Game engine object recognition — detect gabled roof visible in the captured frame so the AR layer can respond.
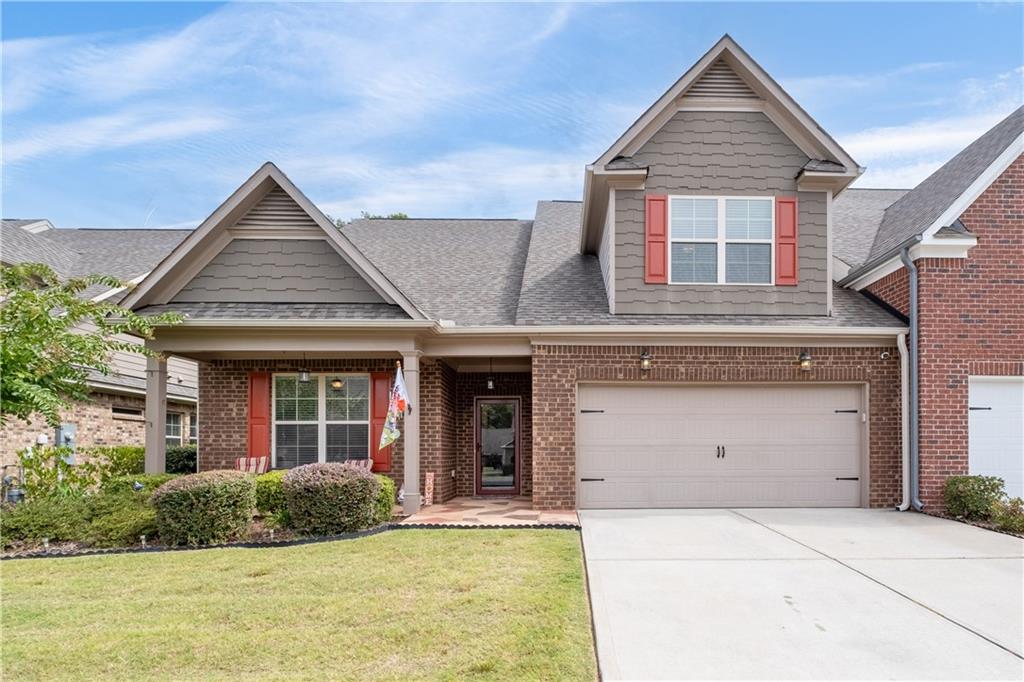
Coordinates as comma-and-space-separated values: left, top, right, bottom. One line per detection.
1, 220, 79, 275
120, 162, 427, 320
861, 106, 1023, 268
832, 189, 909, 269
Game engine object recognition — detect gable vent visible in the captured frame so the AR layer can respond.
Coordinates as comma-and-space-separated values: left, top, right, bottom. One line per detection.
233, 187, 319, 231
685, 59, 759, 99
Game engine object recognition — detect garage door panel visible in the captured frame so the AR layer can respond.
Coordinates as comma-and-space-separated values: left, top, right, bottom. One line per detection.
577, 384, 863, 509
969, 377, 1024, 499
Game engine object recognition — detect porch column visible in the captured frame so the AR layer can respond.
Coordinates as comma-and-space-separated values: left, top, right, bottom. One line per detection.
402, 351, 421, 515
144, 354, 167, 474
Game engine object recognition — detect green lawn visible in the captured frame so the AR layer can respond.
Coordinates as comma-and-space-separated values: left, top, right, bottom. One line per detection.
2, 529, 596, 681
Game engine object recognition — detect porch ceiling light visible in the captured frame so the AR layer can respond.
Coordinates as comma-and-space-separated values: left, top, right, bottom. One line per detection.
799, 350, 813, 372
486, 357, 495, 391
330, 377, 344, 391
640, 349, 653, 371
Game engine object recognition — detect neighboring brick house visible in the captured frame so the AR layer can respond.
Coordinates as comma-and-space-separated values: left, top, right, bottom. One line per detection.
836, 109, 1024, 505
0, 219, 199, 466
118, 35, 1018, 514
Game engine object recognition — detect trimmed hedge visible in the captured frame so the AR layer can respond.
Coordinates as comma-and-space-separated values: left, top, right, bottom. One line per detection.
151, 470, 255, 546
102, 473, 179, 495
255, 470, 287, 515
943, 475, 1005, 520
283, 463, 380, 535
375, 475, 397, 524
991, 497, 1024, 534
166, 445, 198, 474
84, 445, 145, 477
84, 490, 158, 547
0, 497, 89, 547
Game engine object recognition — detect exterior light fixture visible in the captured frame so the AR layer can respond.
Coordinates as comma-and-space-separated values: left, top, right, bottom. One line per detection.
640, 349, 653, 371
330, 378, 344, 391
486, 357, 495, 391
799, 351, 813, 372
299, 369, 311, 383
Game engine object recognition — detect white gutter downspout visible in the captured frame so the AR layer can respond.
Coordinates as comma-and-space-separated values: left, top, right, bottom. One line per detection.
896, 332, 911, 511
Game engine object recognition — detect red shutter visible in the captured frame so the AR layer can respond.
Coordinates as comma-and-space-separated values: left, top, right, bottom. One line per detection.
775, 197, 799, 286
370, 372, 392, 472
644, 195, 668, 284
247, 372, 271, 458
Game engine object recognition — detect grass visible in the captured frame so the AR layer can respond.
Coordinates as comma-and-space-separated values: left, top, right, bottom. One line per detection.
1, 529, 597, 681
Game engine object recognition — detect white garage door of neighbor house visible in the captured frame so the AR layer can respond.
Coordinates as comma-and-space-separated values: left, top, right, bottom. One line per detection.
577, 384, 864, 509
969, 377, 1024, 499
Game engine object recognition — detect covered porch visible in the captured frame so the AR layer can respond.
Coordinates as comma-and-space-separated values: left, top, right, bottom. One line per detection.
402, 496, 579, 526
141, 327, 536, 515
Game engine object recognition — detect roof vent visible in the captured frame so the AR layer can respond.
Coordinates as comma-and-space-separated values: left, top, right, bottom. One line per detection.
685, 59, 759, 99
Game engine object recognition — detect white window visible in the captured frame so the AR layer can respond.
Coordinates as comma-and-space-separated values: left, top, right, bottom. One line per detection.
189, 411, 197, 444
669, 196, 774, 285
165, 413, 183, 447
272, 374, 370, 469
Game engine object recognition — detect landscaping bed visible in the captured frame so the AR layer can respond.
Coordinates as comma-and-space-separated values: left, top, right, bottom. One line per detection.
2, 529, 598, 681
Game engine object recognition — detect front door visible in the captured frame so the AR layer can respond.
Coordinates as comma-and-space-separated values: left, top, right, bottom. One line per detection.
476, 398, 520, 495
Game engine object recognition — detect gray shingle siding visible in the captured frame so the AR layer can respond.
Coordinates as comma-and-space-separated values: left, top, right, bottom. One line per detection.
613, 110, 828, 315
171, 238, 385, 304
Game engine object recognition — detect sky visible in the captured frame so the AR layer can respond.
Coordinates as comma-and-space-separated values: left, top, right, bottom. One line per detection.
2, 2, 1022, 229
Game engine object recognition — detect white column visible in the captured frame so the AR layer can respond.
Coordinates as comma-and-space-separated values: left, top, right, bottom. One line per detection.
145, 354, 168, 474
402, 351, 421, 515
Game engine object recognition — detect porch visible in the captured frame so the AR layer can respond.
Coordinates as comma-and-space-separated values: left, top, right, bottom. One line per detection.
402, 496, 579, 527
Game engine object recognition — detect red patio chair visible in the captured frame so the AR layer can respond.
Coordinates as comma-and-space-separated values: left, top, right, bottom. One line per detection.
235, 456, 270, 474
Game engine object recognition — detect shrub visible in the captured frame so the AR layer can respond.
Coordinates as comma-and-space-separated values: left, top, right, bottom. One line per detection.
991, 497, 1024, 535
375, 475, 397, 524
166, 445, 197, 474
101, 473, 179, 496
283, 463, 380, 535
84, 490, 157, 547
84, 445, 145, 478
943, 476, 1005, 520
17, 446, 102, 500
255, 470, 287, 515
0, 496, 89, 547
150, 470, 255, 546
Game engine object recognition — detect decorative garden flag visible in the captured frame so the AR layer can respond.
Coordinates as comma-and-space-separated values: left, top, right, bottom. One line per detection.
378, 364, 411, 450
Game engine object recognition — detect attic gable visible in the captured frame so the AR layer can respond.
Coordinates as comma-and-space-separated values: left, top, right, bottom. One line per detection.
683, 59, 760, 100
121, 163, 426, 319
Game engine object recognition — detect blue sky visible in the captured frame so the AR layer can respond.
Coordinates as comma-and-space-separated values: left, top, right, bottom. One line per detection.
2, 2, 1022, 229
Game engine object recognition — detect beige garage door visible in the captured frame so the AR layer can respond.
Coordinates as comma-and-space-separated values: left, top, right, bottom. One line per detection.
577, 384, 864, 509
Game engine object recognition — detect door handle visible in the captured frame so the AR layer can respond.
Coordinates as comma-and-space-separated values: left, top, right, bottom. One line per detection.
835, 477, 859, 481
715, 446, 721, 458
722, 446, 726, 459
580, 477, 604, 482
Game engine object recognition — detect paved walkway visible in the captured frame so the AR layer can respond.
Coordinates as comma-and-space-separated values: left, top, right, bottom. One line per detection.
581, 508, 1024, 680
403, 496, 579, 526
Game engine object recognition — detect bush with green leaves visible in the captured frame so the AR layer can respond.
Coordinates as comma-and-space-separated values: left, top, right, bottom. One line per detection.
83, 445, 145, 478
16, 446, 102, 500
990, 497, 1024, 534
0, 496, 89, 547
375, 475, 397, 524
283, 463, 380, 535
101, 473, 179, 495
84, 489, 157, 547
166, 445, 197, 474
943, 475, 1005, 520
150, 470, 255, 546
255, 470, 287, 515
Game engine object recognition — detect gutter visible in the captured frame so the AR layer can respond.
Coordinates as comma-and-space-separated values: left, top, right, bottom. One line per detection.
896, 332, 911, 511
900, 245, 924, 511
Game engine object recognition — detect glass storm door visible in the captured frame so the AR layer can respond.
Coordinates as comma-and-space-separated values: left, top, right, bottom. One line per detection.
476, 399, 519, 495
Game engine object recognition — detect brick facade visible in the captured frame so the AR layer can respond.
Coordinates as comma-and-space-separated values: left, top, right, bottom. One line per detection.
198, 359, 404, 489
1, 391, 194, 467
531, 344, 903, 511
865, 157, 1024, 508
419, 359, 458, 502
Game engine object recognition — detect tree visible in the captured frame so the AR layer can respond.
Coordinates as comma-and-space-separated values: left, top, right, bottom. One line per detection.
331, 212, 409, 228
0, 263, 182, 427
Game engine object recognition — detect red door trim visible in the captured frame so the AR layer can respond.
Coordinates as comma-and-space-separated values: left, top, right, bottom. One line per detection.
473, 397, 521, 496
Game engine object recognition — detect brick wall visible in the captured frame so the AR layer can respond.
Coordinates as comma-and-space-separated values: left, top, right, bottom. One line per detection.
864, 156, 1023, 508
867, 268, 910, 317
531, 344, 902, 510
1, 391, 194, 467
420, 359, 458, 502
198, 359, 403, 489
454, 372, 533, 497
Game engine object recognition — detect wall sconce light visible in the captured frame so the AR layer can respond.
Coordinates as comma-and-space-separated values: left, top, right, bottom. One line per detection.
798, 350, 813, 372
330, 377, 344, 391
640, 349, 653, 371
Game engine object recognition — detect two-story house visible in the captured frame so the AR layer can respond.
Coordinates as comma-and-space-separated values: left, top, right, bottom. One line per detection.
121, 35, 1021, 514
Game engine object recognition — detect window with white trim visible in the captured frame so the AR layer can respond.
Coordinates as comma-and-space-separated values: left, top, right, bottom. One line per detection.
273, 374, 370, 469
165, 413, 183, 447
669, 196, 774, 285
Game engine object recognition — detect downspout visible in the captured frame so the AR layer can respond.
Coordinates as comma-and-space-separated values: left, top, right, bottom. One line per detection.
896, 332, 911, 511
900, 247, 924, 511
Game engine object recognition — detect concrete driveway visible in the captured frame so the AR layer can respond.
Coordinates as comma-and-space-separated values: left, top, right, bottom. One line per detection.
580, 509, 1024, 680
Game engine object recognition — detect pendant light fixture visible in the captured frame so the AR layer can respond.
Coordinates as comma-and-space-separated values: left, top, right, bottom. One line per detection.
486, 357, 495, 391
299, 352, 311, 383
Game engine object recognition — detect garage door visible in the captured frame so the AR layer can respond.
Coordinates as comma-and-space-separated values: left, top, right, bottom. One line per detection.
577, 384, 864, 509
969, 377, 1024, 499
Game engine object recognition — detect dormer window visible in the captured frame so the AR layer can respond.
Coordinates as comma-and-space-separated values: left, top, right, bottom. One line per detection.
669, 196, 774, 285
